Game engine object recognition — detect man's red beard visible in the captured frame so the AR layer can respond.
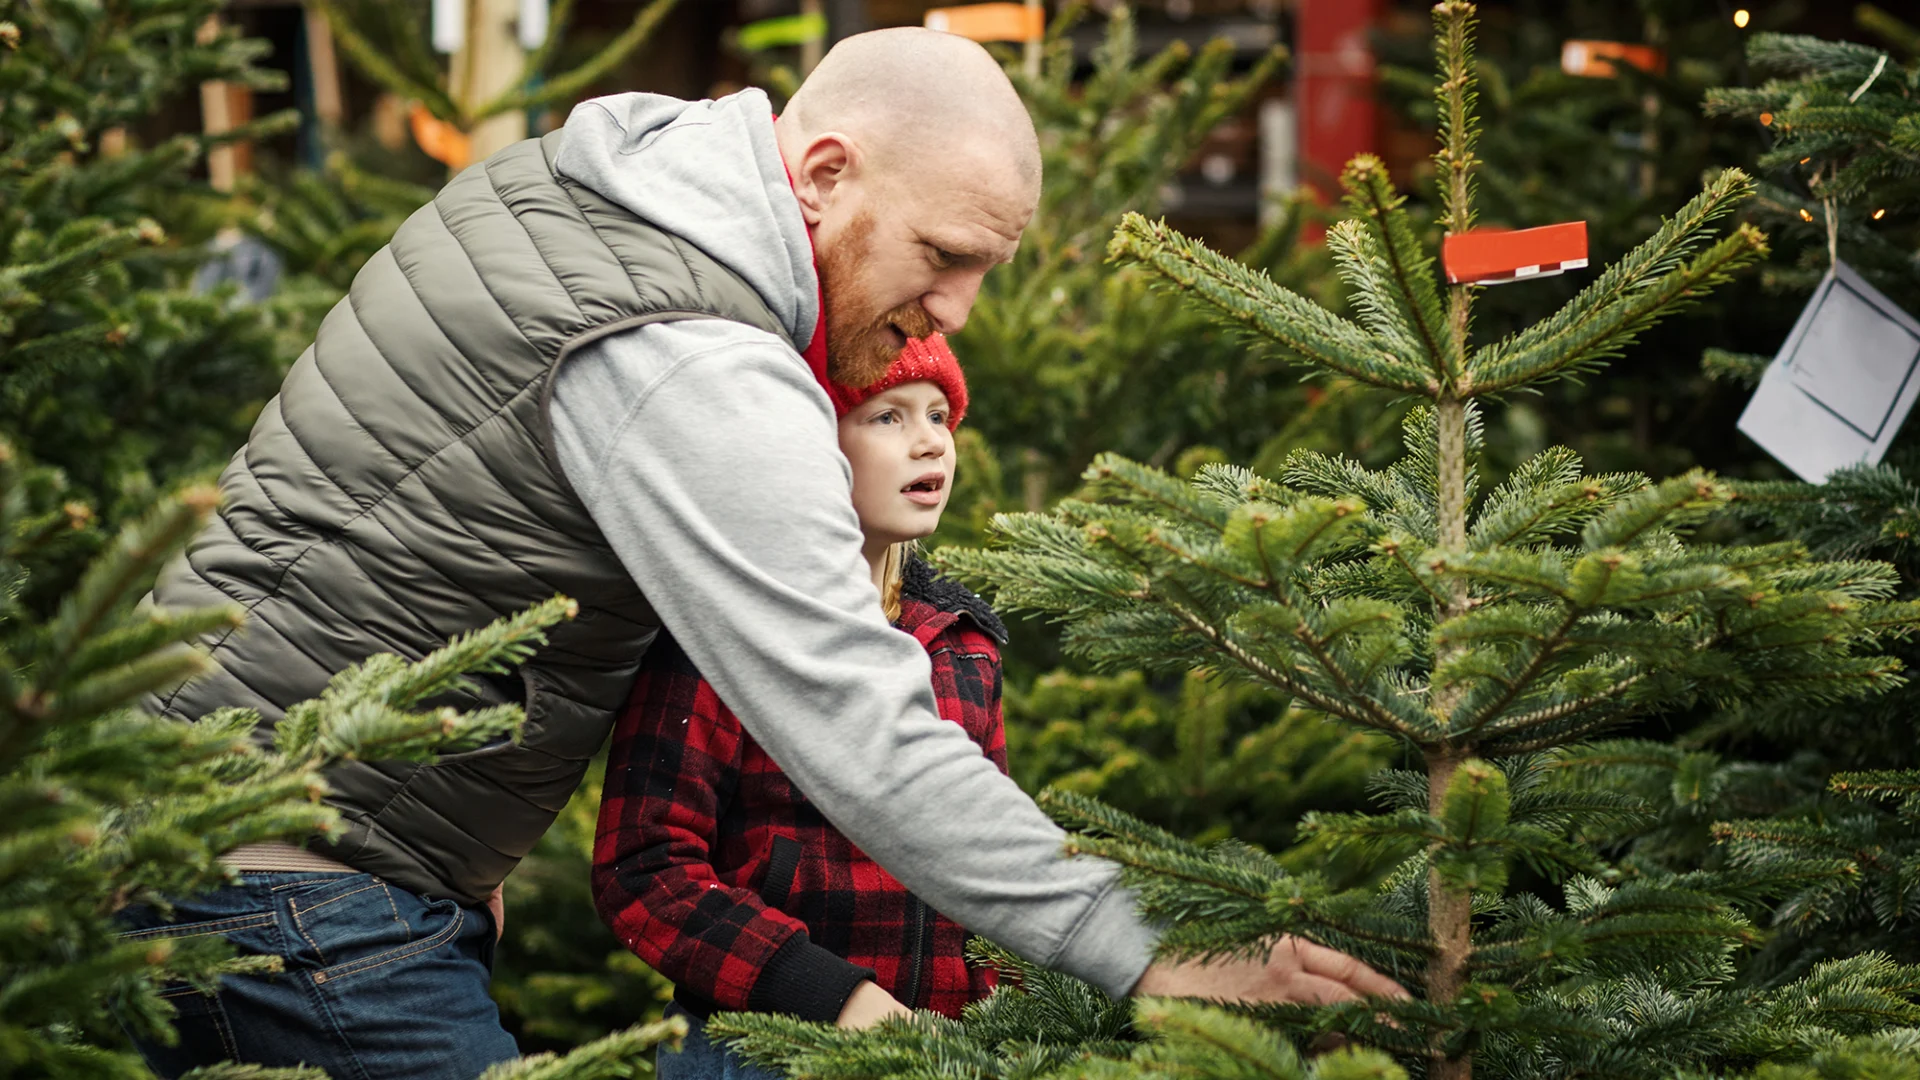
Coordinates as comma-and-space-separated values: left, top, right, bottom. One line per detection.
818, 210, 937, 388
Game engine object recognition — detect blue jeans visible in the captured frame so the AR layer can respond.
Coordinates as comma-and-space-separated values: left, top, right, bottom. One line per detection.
655, 1006, 781, 1080
117, 872, 518, 1080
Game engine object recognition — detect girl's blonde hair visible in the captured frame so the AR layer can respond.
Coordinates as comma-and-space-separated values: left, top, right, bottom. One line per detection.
879, 541, 915, 623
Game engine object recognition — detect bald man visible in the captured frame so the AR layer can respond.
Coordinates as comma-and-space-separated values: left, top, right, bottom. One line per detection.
131, 29, 1400, 1079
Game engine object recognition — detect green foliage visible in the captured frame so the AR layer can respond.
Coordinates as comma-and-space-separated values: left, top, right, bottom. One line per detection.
1005, 668, 1389, 857
946, 3, 1401, 525
1553, 9, 1920, 1002
310, 0, 680, 131
713, 6, 1920, 1079
0, 432, 578, 1077
0, 0, 302, 595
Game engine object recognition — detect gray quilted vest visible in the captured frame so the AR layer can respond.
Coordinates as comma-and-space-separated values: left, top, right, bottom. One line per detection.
148, 131, 793, 905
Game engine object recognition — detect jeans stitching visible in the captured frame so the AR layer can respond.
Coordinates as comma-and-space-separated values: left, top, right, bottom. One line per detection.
120, 913, 276, 941
300, 969, 376, 1080
268, 875, 358, 892
310, 905, 466, 985
156, 982, 241, 1060
290, 882, 390, 966
291, 881, 387, 917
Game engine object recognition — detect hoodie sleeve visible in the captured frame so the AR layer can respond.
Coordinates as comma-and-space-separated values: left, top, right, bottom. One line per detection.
551, 319, 1160, 999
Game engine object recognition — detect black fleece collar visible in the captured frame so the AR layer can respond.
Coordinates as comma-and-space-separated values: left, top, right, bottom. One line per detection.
901, 557, 1008, 644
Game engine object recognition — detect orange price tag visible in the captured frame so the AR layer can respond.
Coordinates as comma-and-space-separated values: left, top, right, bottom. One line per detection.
409, 102, 472, 170
1560, 39, 1667, 78
1442, 222, 1589, 286
924, 3, 1044, 43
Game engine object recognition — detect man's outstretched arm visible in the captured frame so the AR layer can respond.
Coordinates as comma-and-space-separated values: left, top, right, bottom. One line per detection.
551, 321, 1404, 1007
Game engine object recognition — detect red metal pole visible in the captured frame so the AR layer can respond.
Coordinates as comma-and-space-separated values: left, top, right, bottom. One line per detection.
1295, 0, 1382, 216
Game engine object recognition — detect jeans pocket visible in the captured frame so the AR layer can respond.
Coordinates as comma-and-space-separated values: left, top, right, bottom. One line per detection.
284, 875, 466, 987
149, 981, 243, 1066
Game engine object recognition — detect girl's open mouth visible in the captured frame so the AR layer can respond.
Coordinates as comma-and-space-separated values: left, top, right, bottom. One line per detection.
902, 473, 946, 506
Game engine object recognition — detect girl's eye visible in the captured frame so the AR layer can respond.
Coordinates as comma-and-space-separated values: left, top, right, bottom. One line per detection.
929, 410, 948, 425
871, 409, 899, 424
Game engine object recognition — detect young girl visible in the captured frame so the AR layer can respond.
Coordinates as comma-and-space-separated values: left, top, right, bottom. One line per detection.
592, 334, 1007, 1075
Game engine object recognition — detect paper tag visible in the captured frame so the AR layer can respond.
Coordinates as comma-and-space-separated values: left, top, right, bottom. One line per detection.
1737, 261, 1920, 482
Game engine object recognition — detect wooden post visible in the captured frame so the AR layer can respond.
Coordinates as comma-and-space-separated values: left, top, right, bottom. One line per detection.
452, 0, 527, 166
197, 14, 255, 193
303, 2, 345, 129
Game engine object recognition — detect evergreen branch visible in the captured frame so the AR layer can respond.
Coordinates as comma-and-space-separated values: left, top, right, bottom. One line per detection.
1467, 172, 1760, 395
1432, 2, 1481, 235
1343, 154, 1453, 384
27, 487, 218, 714
476, 1017, 687, 1079
1160, 597, 1420, 739
1473, 222, 1768, 395
309, 0, 458, 121
482, 0, 680, 119
1109, 214, 1435, 393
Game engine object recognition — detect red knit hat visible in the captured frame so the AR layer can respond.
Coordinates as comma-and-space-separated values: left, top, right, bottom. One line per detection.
825, 334, 969, 430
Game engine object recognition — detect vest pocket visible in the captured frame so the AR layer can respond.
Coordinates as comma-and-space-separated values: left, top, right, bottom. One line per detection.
760, 835, 803, 912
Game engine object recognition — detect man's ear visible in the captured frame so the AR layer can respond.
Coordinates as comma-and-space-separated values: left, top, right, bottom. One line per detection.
790, 133, 859, 227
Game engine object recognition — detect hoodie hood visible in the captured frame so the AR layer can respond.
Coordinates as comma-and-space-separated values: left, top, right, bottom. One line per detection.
552, 90, 819, 351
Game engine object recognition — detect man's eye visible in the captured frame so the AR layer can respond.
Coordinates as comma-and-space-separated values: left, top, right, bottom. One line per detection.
930, 248, 958, 268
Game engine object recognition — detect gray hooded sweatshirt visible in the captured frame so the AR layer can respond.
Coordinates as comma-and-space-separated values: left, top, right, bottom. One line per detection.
547, 90, 1159, 1000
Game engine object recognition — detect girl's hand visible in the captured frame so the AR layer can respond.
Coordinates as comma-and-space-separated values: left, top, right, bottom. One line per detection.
835, 980, 912, 1029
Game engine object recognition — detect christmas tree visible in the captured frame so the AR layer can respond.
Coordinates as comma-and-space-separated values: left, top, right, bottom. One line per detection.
707, 5, 1920, 1077
0, 422, 710, 1075
946, 2, 1395, 528
942, 5, 1404, 865
1554, 9, 1920, 989
1374, 0, 1807, 480
0, 0, 305, 606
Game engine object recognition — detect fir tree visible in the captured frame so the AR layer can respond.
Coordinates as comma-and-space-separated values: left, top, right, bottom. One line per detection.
0, 0, 301, 601
308, 0, 679, 147
714, 5, 1920, 1078
0, 429, 701, 1077
1557, 9, 1920, 988
1374, 0, 1808, 480
946, 2, 1397, 526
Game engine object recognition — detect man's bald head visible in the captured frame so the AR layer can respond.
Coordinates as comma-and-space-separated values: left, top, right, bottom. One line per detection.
781, 28, 1040, 188
776, 28, 1041, 386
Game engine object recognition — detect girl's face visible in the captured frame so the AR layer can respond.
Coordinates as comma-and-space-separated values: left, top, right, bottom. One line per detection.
836, 381, 956, 549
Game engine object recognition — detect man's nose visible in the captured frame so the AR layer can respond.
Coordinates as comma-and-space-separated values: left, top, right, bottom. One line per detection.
921, 271, 986, 335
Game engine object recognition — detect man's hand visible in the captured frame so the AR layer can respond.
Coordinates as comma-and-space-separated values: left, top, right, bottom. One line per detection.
485, 885, 505, 942
836, 980, 912, 1029
1131, 936, 1408, 1005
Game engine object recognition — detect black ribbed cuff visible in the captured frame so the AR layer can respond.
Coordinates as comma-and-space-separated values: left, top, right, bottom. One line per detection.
747, 931, 876, 1023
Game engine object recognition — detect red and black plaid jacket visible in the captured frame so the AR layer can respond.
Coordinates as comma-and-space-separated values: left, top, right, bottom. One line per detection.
592, 559, 1009, 1022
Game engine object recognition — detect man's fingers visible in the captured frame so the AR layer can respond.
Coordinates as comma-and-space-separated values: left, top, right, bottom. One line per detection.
1286, 937, 1413, 1000
1281, 971, 1365, 1006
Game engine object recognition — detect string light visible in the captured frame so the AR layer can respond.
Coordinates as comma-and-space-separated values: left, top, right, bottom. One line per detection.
1759, 111, 1774, 126
1800, 157, 1811, 164
1734, 9, 1751, 28
1799, 209, 1815, 222
1874, 209, 1888, 220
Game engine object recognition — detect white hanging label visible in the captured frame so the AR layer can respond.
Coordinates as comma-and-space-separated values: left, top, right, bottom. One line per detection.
1738, 260, 1920, 482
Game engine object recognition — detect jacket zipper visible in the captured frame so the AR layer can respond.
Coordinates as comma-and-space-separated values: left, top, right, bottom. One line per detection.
900, 897, 930, 1008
